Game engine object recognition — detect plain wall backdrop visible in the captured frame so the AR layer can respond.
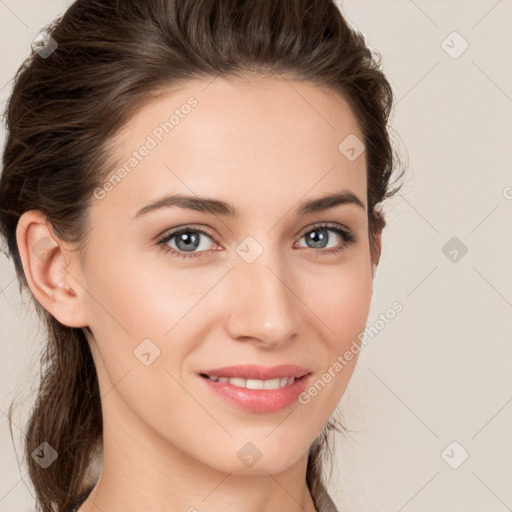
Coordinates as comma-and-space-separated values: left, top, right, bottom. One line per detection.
1, 1, 511, 511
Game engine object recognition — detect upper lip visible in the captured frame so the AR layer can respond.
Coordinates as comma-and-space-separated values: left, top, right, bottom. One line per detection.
198, 364, 311, 380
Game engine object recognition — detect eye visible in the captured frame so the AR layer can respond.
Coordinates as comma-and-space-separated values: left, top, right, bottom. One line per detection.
157, 226, 218, 259
294, 223, 357, 256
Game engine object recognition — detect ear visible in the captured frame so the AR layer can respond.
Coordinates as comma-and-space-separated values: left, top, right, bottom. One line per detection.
15, 210, 89, 328
370, 228, 382, 279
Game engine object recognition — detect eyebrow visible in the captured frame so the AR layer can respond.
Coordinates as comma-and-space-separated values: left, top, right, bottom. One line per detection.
133, 190, 365, 220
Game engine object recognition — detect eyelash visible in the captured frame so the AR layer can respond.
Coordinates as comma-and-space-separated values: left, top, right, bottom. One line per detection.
156, 222, 357, 260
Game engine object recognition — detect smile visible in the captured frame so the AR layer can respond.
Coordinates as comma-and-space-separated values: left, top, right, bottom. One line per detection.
198, 367, 312, 413
202, 374, 296, 389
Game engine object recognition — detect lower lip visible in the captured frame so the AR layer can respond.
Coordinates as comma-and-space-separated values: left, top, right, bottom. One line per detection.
199, 374, 311, 413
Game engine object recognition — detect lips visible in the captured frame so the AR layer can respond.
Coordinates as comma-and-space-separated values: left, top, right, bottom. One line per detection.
197, 364, 312, 413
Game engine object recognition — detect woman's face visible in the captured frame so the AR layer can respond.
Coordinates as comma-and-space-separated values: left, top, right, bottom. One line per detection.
73, 75, 377, 474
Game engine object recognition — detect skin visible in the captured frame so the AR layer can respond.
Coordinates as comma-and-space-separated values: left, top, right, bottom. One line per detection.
16, 75, 381, 512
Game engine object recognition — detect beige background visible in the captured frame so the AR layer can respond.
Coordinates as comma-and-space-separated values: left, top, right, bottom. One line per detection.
1, 1, 511, 511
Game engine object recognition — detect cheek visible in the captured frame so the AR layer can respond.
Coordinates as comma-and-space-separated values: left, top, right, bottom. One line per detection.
82, 253, 227, 388
331, 272, 373, 338
85, 253, 203, 337
294, 263, 372, 414
300, 257, 374, 342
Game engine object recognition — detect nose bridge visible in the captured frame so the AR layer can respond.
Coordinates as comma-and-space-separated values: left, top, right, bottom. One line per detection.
225, 243, 299, 346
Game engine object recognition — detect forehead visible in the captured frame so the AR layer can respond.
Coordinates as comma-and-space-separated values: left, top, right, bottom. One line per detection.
98, 75, 367, 221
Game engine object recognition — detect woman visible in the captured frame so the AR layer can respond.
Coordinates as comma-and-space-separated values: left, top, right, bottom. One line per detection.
0, 0, 404, 511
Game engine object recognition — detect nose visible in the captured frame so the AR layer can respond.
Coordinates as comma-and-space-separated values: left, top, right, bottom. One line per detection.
225, 253, 300, 349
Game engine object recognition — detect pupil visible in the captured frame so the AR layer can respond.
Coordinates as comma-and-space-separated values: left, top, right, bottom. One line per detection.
176, 232, 200, 252
307, 229, 328, 249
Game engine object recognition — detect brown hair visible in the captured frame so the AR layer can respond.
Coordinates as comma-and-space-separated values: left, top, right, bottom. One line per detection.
0, 1, 404, 510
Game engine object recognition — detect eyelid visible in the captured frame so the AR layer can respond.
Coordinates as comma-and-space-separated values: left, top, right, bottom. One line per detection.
157, 221, 354, 244
297, 221, 354, 240
156, 223, 218, 243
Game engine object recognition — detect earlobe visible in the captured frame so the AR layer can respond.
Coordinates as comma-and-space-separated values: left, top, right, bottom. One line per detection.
15, 210, 88, 328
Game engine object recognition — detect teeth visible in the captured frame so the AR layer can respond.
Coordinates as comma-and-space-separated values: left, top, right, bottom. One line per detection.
246, 379, 264, 389
206, 375, 296, 389
229, 377, 245, 388
263, 378, 281, 389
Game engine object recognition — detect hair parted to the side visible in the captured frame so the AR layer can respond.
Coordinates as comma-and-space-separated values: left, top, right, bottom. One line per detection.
0, 0, 404, 510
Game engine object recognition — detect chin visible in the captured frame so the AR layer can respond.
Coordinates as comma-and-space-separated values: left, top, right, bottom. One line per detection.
204, 441, 308, 476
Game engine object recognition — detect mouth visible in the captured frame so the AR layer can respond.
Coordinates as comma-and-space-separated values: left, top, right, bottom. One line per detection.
197, 364, 312, 413
199, 373, 307, 389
